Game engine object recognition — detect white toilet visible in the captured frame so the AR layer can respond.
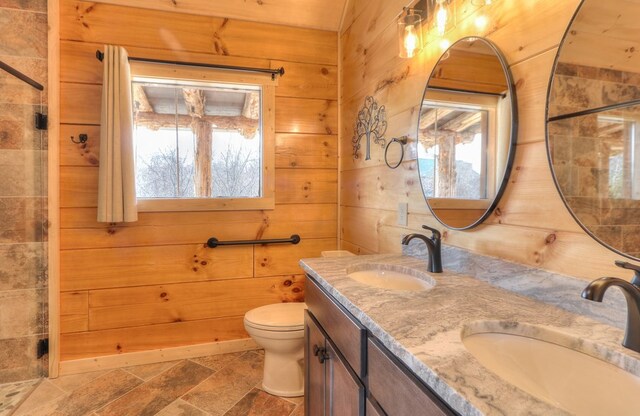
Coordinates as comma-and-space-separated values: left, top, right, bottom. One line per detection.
244, 302, 307, 397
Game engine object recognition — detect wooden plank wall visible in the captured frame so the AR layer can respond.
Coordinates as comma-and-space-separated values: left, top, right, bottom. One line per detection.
58, 0, 338, 360
339, 0, 629, 281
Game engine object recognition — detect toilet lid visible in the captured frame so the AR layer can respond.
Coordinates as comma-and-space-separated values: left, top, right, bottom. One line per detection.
244, 302, 307, 331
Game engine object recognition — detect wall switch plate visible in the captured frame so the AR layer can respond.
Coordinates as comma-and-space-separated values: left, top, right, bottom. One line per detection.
397, 203, 408, 226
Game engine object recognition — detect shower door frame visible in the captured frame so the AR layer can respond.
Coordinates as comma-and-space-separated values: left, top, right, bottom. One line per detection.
47, 0, 61, 379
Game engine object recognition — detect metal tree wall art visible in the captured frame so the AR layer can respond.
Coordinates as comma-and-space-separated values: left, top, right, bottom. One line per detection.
352, 96, 387, 160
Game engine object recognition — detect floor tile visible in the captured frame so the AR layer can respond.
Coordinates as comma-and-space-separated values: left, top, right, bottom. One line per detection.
289, 404, 304, 416
282, 395, 304, 406
0, 378, 39, 415
48, 369, 110, 393
38, 369, 142, 415
97, 360, 213, 416
189, 351, 244, 372
124, 360, 180, 381
156, 399, 210, 416
12, 379, 64, 416
223, 388, 295, 416
182, 351, 264, 416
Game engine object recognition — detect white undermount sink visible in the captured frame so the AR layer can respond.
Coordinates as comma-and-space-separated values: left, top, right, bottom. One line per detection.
463, 331, 640, 415
346, 264, 434, 291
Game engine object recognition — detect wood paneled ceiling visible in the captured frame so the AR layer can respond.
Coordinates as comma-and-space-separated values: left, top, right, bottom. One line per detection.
93, 0, 349, 32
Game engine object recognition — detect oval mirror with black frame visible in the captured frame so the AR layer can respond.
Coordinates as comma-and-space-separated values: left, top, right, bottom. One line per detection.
417, 37, 518, 230
547, 0, 640, 261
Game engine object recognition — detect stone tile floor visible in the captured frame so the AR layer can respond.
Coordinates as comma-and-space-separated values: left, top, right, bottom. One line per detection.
2, 350, 304, 416
0, 379, 39, 415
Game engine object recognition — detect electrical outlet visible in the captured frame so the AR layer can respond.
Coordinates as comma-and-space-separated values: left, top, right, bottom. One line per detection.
397, 202, 408, 226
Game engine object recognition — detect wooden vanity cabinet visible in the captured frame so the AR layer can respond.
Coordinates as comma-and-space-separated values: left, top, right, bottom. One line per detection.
305, 310, 365, 415
368, 338, 452, 416
305, 276, 456, 416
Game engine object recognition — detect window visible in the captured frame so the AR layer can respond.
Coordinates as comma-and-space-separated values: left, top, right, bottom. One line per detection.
599, 114, 640, 200
130, 62, 276, 211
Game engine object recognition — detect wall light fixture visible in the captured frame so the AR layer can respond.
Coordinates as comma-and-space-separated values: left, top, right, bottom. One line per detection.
397, 7, 424, 58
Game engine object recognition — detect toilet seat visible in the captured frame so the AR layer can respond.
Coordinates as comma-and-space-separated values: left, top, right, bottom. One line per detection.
244, 302, 307, 332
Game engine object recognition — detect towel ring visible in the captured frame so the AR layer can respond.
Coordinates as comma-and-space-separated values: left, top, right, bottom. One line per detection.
384, 136, 408, 169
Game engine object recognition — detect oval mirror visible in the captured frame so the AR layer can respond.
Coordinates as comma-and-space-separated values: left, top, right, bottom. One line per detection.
547, 0, 640, 261
417, 37, 518, 229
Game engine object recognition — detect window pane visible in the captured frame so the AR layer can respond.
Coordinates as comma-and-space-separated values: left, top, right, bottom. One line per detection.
132, 78, 262, 199
135, 126, 195, 198
418, 106, 488, 199
211, 130, 261, 197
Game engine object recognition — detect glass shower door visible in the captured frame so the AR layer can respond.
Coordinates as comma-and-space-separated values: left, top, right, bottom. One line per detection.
0, 60, 48, 410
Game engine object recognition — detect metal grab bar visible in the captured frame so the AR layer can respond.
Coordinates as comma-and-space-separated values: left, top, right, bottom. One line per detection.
206, 234, 301, 248
0, 60, 44, 91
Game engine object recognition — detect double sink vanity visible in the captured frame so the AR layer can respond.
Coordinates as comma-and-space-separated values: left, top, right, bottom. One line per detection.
299, 0, 640, 414
300, 245, 640, 415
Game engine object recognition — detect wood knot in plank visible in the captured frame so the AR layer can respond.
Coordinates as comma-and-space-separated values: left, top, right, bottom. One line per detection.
545, 233, 557, 245
212, 19, 230, 55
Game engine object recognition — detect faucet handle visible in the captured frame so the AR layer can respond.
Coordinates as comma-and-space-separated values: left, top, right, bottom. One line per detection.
421, 225, 441, 240
615, 260, 640, 286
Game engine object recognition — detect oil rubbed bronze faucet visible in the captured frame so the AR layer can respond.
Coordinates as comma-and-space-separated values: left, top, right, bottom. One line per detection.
401, 225, 443, 273
581, 261, 640, 353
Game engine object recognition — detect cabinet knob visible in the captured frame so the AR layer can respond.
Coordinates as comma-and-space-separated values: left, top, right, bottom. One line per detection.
313, 345, 329, 363
313, 345, 322, 356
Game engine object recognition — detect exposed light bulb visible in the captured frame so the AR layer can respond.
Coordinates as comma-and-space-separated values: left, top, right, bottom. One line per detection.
404, 25, 419, 58
475, 14, 488, 30
436, 1, 448, 36
398, 8, 422, 59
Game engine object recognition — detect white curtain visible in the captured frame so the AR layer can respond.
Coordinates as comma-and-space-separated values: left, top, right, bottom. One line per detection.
97, 45, 137, 223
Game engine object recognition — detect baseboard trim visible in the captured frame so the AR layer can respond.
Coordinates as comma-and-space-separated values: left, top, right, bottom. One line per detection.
58, 338, 259, 376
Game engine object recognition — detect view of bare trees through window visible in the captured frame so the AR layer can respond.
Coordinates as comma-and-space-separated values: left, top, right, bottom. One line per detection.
132, 78, 262, 199
136, 142, 195, 198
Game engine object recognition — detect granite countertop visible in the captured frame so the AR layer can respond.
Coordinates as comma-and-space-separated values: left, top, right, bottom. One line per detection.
299, 245, 640, 416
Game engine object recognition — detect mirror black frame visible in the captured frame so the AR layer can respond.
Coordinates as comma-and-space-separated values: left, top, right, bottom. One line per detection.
544, 0, 640, 262
417, 36, 519, 230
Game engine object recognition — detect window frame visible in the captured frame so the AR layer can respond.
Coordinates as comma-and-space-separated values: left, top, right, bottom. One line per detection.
130, 61, 276, 212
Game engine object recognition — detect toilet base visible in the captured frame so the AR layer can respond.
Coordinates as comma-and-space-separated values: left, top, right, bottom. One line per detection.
261, 383, 304, 398
261, 349, 304, 397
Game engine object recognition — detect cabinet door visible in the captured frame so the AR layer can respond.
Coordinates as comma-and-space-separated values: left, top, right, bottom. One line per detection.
366, 398, 386, 416
305, 311, 326, 416
326, 340, 364, 416
368, 338, 452, 416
